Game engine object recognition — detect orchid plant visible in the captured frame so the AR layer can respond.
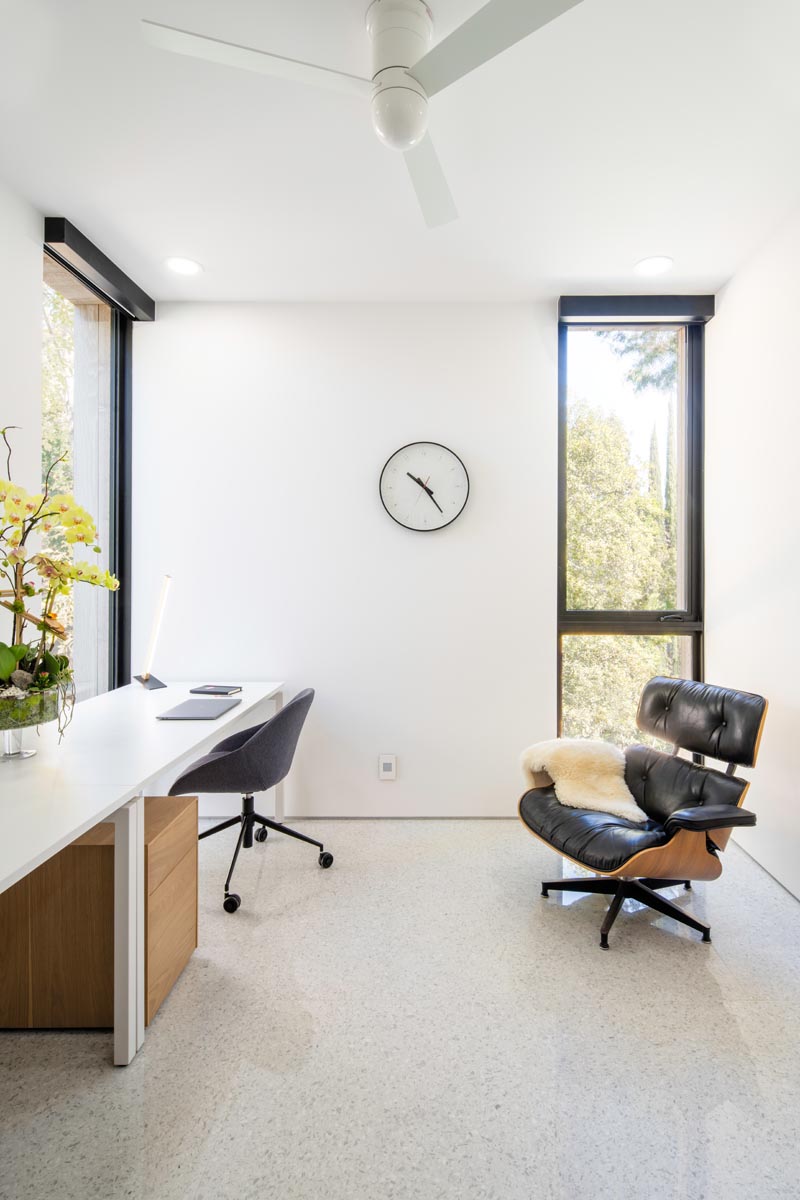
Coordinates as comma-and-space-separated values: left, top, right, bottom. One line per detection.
0, 425, 119, 733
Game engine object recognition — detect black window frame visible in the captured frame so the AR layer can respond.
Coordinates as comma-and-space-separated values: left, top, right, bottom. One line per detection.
43, 219, 155, 691
557, 295, 714, 733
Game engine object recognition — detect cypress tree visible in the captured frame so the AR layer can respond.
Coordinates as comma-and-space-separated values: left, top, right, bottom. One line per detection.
664, 398, 676, 548
648, 424, 663, 505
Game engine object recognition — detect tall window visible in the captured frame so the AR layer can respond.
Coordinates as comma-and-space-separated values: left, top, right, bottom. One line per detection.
558, 300, 708, 745
42, 255, 113, 700
41, 218, 154, 696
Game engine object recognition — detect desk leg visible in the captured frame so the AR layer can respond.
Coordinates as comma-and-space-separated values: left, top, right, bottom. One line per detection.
113, 793, 145, 1066
273, 691, 285, 823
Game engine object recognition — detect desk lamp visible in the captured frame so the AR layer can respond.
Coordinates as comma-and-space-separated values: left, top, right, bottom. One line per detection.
135, 574, 171, 690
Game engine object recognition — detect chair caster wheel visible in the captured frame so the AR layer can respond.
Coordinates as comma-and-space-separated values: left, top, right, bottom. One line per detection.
599, 937, 609, 950
684, 881, 692, 891
702, 930, 711, 943
255, 827, 268, 843
319, 852, 334, 869
223, 893, 241, 913
541, 886, 549, 897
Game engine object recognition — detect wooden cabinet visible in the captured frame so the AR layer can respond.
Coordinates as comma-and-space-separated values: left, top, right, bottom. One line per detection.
0, 795, 197, 1029
144, 799, 198, 1023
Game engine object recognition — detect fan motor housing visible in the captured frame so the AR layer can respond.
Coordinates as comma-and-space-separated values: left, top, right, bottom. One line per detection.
366, 0, 433, 151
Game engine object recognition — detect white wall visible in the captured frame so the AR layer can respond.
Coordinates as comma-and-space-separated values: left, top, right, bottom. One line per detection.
133, 303, 557, 817
706, 208, 800, 898
0, 178, 41, 489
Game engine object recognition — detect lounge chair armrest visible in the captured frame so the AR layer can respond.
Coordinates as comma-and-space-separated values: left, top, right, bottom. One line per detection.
665, 804, 756, 833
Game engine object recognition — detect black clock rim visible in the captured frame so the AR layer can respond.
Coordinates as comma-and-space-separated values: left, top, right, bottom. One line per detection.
379, 441, 470, 533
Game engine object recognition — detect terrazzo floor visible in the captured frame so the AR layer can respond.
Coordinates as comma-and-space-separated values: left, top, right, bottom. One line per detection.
1, 819, 799, 1200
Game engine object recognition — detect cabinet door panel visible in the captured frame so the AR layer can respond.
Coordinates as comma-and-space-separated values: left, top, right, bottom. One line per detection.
0, 876, 31, 1028
147, 846, 197, 1024
29, 847, 114, 1028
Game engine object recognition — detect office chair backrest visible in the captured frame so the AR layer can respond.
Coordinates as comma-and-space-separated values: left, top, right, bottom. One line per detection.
637, 677, 767, 768
237, 688, 315, 792
168, 689, 315, 799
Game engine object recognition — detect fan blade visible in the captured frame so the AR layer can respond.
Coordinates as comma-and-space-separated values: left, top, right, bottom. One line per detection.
404, 136, 458, 228
410, 0, 585, 97
141, 19, 372, 97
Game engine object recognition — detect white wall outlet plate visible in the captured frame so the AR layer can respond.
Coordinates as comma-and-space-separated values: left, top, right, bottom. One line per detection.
379, 754, 397, 780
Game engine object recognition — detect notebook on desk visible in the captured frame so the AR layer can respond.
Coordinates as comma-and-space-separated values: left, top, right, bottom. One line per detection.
189, 684, 242, 696
157, 698, 242, 721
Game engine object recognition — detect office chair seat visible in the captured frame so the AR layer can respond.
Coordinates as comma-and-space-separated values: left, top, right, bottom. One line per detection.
518, 677, 768, 949
170, 688, 332, 913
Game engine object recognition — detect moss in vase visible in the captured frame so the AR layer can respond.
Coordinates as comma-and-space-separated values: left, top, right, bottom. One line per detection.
0, 687, 59, 731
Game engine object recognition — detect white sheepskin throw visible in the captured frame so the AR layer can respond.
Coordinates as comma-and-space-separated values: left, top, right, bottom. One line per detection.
520, 738, 648, 825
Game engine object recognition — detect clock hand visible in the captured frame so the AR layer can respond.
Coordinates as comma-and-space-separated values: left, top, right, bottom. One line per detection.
418, 476, 444, 513
406, 472, 444, 514
410, 474, 432, 508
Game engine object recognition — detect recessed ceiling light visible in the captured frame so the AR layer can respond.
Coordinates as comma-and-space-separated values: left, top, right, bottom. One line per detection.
634, 255, 673, 277
165, 256, 203, 276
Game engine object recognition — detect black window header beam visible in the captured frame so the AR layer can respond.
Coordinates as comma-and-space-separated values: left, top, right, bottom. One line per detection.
559, 295, 715, 324
44, 217, 155, 322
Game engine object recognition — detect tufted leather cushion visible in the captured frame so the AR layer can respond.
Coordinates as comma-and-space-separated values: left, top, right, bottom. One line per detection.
520, 748, 749, 872
624, 745, 748, 824
637, 677, 767, 766
519, 786, 668, 873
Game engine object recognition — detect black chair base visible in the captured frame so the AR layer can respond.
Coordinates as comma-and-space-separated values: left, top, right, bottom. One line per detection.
199, 793, 333, 912
540, 876, 709, 949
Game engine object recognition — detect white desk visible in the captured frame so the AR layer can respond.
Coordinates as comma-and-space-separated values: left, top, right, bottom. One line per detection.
0, 680, 284, 1065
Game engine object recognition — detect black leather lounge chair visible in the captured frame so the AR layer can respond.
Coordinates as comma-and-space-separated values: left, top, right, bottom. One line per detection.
518, 677, 768, 949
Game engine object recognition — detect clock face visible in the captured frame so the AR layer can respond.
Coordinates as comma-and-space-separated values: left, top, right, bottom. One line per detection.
379, 442, 470, 532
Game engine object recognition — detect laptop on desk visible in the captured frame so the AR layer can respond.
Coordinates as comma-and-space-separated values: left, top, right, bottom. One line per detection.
157, 698, 242, 721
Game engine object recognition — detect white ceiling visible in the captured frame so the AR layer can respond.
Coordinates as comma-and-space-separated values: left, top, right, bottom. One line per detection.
1, 0, 799, 301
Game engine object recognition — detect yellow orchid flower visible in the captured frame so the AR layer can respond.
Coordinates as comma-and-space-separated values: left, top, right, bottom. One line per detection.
4, 484, 28, 514
74, 560, 107, 582
31, 554, 69, 582
70, 560, 118, 590
65, 527, 92, 544
48, 493, 76, 515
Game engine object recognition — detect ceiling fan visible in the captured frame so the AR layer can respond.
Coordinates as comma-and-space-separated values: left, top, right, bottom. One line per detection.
142, 0, 584, 228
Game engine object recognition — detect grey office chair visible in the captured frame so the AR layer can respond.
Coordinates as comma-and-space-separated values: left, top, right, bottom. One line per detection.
169, 688, 332, 912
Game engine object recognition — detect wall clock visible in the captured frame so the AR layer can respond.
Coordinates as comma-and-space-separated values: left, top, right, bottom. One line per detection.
379, 442, 470, 532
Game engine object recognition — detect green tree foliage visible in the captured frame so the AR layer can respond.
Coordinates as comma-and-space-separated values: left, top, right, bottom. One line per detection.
664, 397, 676, 549
40, 283, 75, 636
565, 402, 672, 611
562, 634, 683, 747
648, 425, 663, 504
562, 330, 683, 746
596, 328, 679, 393
41, 284, 74, 500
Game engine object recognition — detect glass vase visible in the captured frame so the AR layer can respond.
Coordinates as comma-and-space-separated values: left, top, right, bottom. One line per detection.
0, 689, 60, 761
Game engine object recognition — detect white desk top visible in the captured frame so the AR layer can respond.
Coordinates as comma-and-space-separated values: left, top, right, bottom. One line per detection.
0, 680, 283, 893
